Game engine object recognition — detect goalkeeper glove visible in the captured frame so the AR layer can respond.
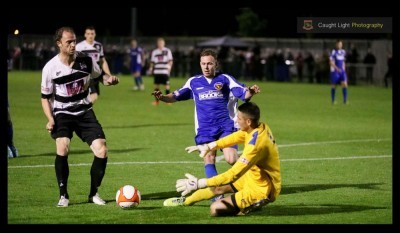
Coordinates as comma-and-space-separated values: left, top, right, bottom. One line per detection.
185, 141, 217, 158
176, 173, 207, 196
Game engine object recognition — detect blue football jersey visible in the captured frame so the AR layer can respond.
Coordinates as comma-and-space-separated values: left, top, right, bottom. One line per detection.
173, 73, 248, 133
330, 49, 346, 72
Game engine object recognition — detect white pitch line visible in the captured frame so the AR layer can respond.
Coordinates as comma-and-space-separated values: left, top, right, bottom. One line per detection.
278, 138, 391, 148
8, 138, 391, 169
281, 155, 392, 162
215, 138, 390, 162
8, 155, 391, 169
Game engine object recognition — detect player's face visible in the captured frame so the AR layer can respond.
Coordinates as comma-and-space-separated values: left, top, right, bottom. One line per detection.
58, 31, 76, 56
200, 55, 217, 78
157, 39, 165, 48
131, 40, 137, 48
336, 41, 343, 49
237, 111, 251, 132
85, 29, 96, 43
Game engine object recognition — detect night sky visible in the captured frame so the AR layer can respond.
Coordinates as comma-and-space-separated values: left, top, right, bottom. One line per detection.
8, 8, 395, 38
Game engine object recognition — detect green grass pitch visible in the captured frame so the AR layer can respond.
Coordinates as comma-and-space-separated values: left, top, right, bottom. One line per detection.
7, 71, 392, 224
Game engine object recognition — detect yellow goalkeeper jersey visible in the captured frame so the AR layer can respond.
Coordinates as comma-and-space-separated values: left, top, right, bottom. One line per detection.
206, 122, 281, 201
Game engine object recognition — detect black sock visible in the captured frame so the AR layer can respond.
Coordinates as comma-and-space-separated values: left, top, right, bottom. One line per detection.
89, 156, 108, 197
55, 155, 69, 199
165, 89, 170, 95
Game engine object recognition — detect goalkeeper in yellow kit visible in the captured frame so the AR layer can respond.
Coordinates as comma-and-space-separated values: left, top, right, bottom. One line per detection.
163, 102, 281, 216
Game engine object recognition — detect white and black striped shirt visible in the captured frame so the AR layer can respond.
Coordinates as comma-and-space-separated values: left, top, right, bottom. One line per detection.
150, 47, 173, 75
41, 52, 102, 116
76, 40, 104, 64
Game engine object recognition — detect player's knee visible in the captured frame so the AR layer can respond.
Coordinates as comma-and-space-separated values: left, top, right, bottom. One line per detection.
224, 151, 238, 165
95, 144, 107, 158
225, 154, 238, 165
91, 140, 108, 158
56, 138, 70, 155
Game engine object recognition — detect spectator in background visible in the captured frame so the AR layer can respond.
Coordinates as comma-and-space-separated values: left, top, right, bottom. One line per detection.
76, 26, 113, 104
329, 39, 348, 104
295, 52, 304, 82
172, 47, 183, 78
128, 39, 145, 91
384, 52, 392, 88
148, 38, 174, 106
346, 43, 359, 85
363, 48, 376, 85
304, 51, 315, 83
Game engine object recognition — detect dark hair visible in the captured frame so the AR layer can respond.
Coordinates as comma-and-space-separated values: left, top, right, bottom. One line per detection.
85, 26, 96, 31
238, 102, 260, 127
200, 49, 218, 61
54, 26, 75, 45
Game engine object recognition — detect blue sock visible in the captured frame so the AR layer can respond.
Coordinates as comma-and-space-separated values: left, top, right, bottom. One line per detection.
134, 77, 140, 86
342, 87, 347, 103
205, 164, 218, 178
137, 76, 143, 85
331, 88, 336, 103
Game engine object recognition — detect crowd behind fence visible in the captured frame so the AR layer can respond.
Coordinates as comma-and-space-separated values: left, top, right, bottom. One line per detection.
8, 35, 392, 86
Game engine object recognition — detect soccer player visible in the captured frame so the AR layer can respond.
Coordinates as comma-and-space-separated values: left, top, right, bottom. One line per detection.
330, 39, 348, 104
128, 38, 145, 91
41, 27, 119, 207
163, 102, 281, 216
148, 37, 173, 105
76, 26, 113, 104
152, 48, 260, 201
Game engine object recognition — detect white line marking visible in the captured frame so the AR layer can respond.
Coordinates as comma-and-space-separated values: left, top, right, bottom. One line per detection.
215, 138, 390, 162
8, 155, 391, 169
8, 138, 391, 169
278, 138, 391, 148
281, 155, 392, 162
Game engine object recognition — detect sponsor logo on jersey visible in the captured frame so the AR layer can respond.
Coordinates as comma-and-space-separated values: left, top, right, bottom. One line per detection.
56, 71, 61, 76
198, 90, 223, 100
79, 63, 87, 70
214, 82, 223, 90
196, 87, 204, 90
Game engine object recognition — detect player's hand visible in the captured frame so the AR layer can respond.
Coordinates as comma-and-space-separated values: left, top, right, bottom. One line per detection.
176, 173, 207, 196
185, 142, 217, 158
104, 75, 119, 85
151, 90, 163, 100
248, 85, 260, 95
46, 121, 54, 133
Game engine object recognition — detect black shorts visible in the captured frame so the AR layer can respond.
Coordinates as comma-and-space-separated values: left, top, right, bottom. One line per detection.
89, 79, 100, 95
51, 109, 106, 145
153, 74, 170, 85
